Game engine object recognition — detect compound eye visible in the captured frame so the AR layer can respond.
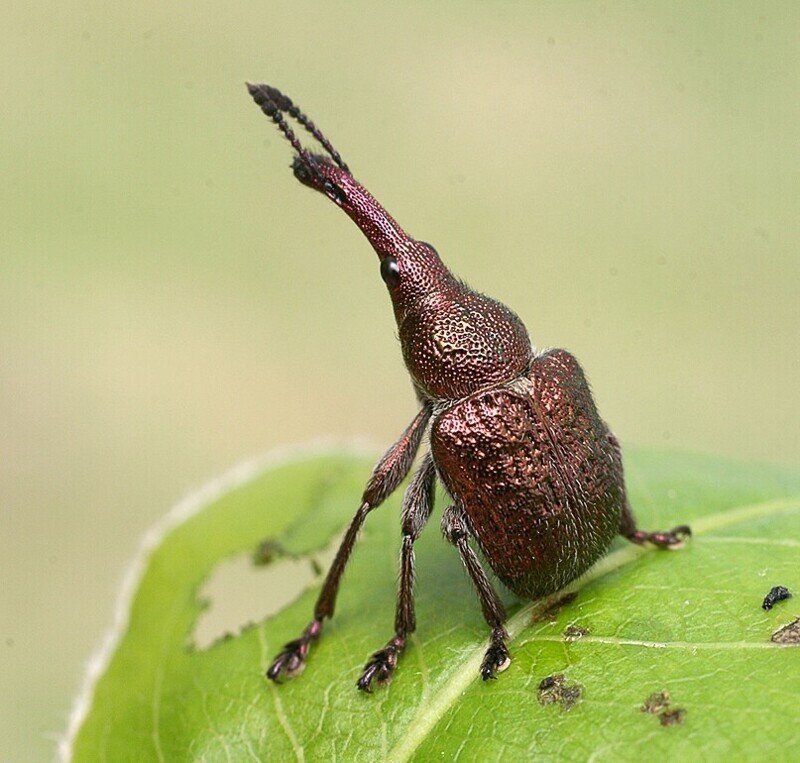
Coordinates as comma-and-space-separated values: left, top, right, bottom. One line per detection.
380, 256, 401, 288
322, 179, 346, 205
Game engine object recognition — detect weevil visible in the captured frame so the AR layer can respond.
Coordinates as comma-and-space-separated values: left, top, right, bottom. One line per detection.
247, 83, 691, 692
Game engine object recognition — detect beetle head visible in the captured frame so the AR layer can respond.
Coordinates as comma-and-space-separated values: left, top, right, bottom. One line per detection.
248, 83, 532, 399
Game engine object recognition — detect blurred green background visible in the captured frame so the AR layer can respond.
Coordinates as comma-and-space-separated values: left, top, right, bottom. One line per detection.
2, 2, 798, 759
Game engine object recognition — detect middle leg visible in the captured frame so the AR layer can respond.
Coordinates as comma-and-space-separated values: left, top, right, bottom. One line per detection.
441, 503, 510, 680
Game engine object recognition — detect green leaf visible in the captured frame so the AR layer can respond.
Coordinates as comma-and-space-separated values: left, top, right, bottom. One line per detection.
65, 446, 800, 762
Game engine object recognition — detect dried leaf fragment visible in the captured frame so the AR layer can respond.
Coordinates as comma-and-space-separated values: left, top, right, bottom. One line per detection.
641, 690, 670, 714
771, 617, 800, 645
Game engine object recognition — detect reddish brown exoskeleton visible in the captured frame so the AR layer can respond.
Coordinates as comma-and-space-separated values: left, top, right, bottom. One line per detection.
247, 83, 690, 692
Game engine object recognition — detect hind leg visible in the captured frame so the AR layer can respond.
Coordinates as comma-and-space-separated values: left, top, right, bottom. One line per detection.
619, 497, 691, 548
610, 434, 691, 548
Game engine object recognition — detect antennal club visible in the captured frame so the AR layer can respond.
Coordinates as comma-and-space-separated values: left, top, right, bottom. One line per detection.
246, 83, 350, 173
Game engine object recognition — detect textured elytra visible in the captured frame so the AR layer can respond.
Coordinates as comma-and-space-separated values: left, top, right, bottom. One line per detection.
432, 349, 622, 598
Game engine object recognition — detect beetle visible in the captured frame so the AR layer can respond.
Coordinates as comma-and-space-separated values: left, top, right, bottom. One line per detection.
247, 83, 690, 692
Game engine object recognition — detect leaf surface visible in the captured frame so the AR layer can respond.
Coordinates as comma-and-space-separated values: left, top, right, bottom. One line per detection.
68, 447, 800, 762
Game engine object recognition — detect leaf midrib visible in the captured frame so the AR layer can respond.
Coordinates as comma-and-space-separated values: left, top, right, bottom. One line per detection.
386, 495, 800, 763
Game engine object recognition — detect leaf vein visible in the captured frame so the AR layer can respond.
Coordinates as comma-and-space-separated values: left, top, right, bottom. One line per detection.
385, 493, 800, 762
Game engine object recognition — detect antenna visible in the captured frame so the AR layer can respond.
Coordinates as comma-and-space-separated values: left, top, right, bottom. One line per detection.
246, 83, 350, 173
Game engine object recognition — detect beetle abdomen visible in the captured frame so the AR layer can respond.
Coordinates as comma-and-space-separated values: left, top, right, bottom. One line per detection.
431, 349, 623, 599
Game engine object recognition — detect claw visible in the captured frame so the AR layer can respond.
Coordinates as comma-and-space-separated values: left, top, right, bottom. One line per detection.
480, 628, 511, 681
266, 639, 308, 681
356, 636, 405, 693
266, 619, 322, 683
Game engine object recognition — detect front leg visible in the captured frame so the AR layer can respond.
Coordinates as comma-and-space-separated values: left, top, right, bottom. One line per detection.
609, 433, 691, 548
441, 504, 510, 681
357, 453, 437, 692
267, 405, 431, 683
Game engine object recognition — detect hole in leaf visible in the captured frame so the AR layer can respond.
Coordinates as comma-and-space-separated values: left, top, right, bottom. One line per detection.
192, 532, 342, 649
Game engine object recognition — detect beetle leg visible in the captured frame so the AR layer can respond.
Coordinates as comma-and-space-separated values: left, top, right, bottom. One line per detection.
357, 453, 437, 692
608, 433, 692, 549
267, 405, 431, 683
441, 504, 511, 681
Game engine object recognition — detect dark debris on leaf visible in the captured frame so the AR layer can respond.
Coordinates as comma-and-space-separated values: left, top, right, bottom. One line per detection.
641, 690, 670, 714
252, 538, 286, 566
640, 688, 686, 727
563, 624, 590, 642
660, 708, 687, 727
762, 585, 792, 611
537, 674, 582, 711
253, 538, 323, 575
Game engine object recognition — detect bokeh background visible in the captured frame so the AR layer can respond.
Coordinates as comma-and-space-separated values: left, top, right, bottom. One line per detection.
2, 2, 798, 759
